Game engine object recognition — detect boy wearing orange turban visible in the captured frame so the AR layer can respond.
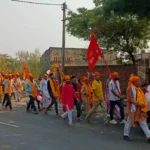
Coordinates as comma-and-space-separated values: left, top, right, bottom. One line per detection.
108, 72, 126, 125
124, 75, 150, 142
81, 77, 93, 114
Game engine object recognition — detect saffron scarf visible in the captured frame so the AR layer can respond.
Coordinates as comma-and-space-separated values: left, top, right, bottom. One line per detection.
8, 79, 12, 96
130, 83, 148, 113
83, 83, 93, 104
28, 79, 37, 98
49, 78, 58, 98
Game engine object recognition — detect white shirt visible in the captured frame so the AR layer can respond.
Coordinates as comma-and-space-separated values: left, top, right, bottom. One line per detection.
12, 79, 21, 92
145, 92, 150, 110
108, 80, 121, 101
2, 79, 9, 94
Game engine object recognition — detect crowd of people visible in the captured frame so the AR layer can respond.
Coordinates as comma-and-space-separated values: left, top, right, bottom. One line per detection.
0, 70, 150, 142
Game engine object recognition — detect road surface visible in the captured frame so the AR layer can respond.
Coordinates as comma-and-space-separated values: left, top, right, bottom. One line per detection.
0, 102, 149, 150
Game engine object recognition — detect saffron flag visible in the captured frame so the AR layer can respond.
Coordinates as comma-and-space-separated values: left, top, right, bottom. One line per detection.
57, 64, 65, 81
6, 65, 10, 74
87, 33, 103, 72
23, 65, 28, 80
51, 64, 57, 73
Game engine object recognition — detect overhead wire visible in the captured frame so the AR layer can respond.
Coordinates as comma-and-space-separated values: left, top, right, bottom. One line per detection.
11, 0, 62, 6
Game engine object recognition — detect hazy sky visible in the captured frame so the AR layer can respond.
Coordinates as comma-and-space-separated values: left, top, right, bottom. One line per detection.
0, 0, 94, 57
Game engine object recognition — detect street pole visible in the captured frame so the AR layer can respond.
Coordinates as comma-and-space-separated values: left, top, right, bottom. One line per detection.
61, 2, 66, 72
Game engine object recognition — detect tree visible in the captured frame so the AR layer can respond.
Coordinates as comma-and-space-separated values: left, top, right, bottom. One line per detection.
103, 0, 150, 18
67, 1, 150, 64
0, 49, 42, 78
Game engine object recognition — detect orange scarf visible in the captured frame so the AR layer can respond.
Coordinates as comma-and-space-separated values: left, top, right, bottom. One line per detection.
130, 83, 148, 113
0, 76, 3, 94
83, 83, 93, 104
8, 79, 12, 95
28, 79, 38, 98
50, 78, 58, 98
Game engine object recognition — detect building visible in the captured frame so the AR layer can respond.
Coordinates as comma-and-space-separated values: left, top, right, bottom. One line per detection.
41, 47, 117, 72
0, 54, 9, 59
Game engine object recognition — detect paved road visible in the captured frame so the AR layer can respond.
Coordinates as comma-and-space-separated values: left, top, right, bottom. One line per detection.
0, 104, 149, 150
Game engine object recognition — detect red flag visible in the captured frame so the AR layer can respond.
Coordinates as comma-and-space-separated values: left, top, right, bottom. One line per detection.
87, 33, 103, 72
23, 65, 28, 80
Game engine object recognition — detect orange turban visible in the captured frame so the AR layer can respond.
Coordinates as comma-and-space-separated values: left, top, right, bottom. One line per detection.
111, 72, 119, 77
28, 73, 33, 79
9, 74, 12, 77
82, 76, 88, 82
94, 72, 100, 76
16, 72, 20, 77
43, 74, 48, 78
5, 74, 8, 78
65, 76, 70, 80
12, 74, 15, 77
129, 76, 140, 83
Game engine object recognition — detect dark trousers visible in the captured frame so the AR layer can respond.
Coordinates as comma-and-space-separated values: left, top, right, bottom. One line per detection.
2, 94, 7, 106
74, 99, 82, 118
36, 99, 41, 110
27, 95, 37, 112
11, 92, 15, 100
4, 94, 12, 109
47, 94, 58, 115
147, 111, 150, 123
110, 100, 124, 120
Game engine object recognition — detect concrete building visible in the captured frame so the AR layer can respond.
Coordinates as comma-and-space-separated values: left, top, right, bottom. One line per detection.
41, 47, 117, 72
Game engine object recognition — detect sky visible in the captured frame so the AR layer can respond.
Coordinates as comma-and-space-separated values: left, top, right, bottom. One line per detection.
0, 0, 95, 57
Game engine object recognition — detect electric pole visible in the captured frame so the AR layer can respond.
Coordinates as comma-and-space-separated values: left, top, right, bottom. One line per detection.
61, 2, 67, 72
11, 0, 67, 72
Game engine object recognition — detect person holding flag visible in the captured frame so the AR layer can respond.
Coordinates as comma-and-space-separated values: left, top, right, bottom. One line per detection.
108, 72, 126, 124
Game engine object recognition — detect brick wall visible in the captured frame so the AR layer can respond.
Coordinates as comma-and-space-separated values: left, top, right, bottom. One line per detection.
65, 65, 137, 94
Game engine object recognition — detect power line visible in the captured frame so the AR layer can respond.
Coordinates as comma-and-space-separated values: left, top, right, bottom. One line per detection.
11, 0, 62, 6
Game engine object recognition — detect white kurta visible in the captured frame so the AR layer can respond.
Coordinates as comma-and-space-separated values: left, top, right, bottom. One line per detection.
40, 79, 51, 108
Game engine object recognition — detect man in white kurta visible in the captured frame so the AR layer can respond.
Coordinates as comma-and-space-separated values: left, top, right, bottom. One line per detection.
40, 74, 51, 108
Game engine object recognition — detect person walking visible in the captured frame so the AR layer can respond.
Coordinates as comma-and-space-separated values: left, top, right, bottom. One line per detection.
25, 73, 39, 114
85, 72, 108, 124
61, 76, 78, 126
46, 71, 59, 115
123, 75, 150, 142
108, 72, 126, 124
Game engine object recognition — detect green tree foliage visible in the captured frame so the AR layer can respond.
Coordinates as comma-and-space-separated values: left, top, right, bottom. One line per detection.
67, 0, 150, 64
103, 0, 150, 18
0, 49, 42, 78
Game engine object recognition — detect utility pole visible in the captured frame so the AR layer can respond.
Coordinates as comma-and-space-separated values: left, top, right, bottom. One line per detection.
11, 0, 67, 72
61, 2, 67, 72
